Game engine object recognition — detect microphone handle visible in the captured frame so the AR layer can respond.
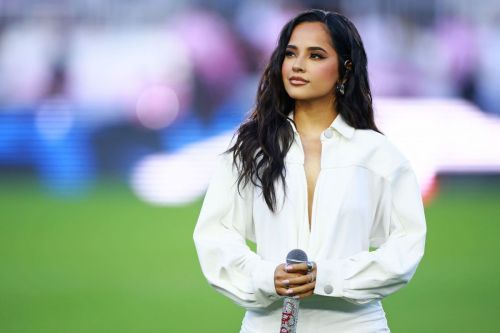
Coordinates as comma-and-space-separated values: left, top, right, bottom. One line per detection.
279, 296, 300, 333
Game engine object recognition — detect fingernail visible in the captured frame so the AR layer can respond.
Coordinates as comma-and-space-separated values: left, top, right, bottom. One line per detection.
286, 289, 293, 295
285, 264, 292, 271
283, 280, 289, 287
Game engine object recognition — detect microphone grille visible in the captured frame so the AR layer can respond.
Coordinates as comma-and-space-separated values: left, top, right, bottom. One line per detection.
286, 249, 308, 264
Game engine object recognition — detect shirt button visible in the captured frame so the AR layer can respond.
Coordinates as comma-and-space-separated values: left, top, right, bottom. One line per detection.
324, 128, 334, 139
324, 285, 334, 294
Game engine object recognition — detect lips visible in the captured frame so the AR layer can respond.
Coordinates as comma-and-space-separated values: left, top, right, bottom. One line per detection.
289, 76, 309, 85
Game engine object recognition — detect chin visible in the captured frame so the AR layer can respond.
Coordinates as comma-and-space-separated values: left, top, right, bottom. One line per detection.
286, 91, 319, 101
286, 86, 333, 102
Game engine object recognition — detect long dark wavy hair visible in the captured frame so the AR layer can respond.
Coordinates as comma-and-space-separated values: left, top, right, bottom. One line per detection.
227, 9, 382, 212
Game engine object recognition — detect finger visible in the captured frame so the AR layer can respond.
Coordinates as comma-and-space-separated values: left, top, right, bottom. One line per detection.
286, 263, 315, 273
276, 287, 289, 296
285, 263, 305, 273
277, 276, 305, 289
294, 289, 314, 301
276, 274, 304, 285
275, 277, 302, 294
287, 273, 313, 286
276, 274, 302, 284
287, 281, 316, 295
287, 276, 308, 286
278, 287, 312, 297
280, 271, 306, 280
278, 265, 305, 278
277, 286, 305, 296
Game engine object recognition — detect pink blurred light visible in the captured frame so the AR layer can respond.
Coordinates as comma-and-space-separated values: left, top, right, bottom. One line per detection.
135, 84, 179, 130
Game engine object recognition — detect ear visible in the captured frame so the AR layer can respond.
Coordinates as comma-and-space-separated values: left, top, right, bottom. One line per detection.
344, 59, 353, 71
340, 59, 353, 84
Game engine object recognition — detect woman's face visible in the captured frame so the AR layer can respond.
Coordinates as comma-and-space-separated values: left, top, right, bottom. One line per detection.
281, 22, 340, 102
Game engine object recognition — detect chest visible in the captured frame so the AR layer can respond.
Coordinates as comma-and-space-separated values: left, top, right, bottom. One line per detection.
299, 135, 322, 225
301, 136, 321, 188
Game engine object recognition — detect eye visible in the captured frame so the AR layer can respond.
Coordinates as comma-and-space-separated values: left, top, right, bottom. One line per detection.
284, 50, 325, 59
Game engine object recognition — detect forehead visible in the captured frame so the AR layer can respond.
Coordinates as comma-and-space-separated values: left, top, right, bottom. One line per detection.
287, 22, 334, 50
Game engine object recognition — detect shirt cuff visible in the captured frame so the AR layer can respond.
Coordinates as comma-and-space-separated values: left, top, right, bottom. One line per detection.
252, 259, 280, 300
313, 258, 344, 297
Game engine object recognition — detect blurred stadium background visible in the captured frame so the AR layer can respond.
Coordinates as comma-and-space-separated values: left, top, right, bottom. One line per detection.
1, 0, 500, 332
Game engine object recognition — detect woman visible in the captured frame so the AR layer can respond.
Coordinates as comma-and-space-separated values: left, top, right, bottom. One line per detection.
193, 9, 426, 333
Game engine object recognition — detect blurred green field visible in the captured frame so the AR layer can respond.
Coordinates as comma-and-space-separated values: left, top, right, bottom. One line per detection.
1, 176, 500, 332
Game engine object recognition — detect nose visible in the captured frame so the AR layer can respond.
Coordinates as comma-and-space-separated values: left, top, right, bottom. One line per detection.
292, 56, 305, 72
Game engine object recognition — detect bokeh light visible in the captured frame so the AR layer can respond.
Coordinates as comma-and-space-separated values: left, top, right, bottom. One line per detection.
35, 99, 75, 141
135, 84, 180, 130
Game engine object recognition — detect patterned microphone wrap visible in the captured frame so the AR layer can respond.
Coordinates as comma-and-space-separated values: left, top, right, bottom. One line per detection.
280, 296, 300, 333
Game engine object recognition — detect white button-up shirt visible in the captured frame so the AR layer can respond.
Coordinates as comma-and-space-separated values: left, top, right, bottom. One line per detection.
194, 113, 427, 332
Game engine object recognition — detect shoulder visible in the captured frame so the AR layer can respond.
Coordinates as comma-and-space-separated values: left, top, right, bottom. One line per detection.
214, 151, 239, 178
348, 129, 409, 178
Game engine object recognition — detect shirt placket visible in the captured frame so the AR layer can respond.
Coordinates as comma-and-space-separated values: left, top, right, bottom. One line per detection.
307, 127, 337, 256
293, 133, 311, 249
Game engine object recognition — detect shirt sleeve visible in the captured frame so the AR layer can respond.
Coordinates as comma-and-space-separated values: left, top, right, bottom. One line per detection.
313, 161, 427, 304
193, 153, 280, 309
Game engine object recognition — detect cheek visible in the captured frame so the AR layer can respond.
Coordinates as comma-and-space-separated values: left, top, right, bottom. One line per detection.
281, 60, 291, 78
314, 63, 339, 86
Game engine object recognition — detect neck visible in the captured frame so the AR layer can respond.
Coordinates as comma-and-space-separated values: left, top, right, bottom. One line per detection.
293, 98, 337, 136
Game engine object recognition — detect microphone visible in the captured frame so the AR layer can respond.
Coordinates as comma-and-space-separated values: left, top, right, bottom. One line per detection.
279, 249, 308, 333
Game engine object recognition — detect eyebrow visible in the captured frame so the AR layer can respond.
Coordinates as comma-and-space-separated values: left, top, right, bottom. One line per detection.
286, 44, 328, 53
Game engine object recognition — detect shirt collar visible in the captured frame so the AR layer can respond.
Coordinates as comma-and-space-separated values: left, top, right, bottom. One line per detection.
287, 111, 355, 139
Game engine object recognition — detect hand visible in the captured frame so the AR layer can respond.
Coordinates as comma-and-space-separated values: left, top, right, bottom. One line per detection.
274, 262, 317, 300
